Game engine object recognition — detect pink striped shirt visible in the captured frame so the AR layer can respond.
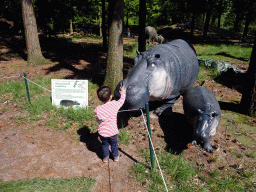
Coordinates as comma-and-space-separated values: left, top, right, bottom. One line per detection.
94, 90, 126, 137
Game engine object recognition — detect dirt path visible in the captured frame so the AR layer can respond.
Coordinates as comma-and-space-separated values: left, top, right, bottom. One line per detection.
0, 105, 147, 191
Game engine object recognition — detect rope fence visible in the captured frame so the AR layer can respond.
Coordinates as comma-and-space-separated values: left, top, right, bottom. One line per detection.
20, 74, 52, 93
141, 109, 169, 192
1, 73, 169, 191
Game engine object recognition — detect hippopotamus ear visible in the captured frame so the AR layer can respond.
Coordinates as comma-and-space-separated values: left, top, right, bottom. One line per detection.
134, 51, 142, 66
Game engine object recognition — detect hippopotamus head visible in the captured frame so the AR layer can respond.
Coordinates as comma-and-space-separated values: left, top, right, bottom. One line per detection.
115, 51, 166, 109
193, 108, 220, 152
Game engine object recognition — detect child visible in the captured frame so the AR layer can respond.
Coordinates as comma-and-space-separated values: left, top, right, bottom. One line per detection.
94, 86, 126, 163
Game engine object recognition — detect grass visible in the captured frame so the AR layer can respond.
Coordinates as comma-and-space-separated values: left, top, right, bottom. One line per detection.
131, 148, 256, 192
0, 76, 51, 102
132, 149, 199, 191
1, 77, 97, 131
194, 43, 252, 64
18, 96, 95, 130
123, 43, 157, 58
0, 177, 96, 192
118, 129, 134, 145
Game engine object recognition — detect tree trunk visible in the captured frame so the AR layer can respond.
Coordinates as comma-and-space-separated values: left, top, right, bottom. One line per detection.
217, 0, 223, 28
20, 0, 48, 66
70, 19, 73, 33
242, 15, 251, 42
138, 0, 146, 52
203, 0, 214, 41
240, 33, 256, 117
242, 1, 255, 42
217, 12, 221, 28
103, 0, 123, 92
101, 0, 107, 51
126, 11, 129, 27
99, 5, 102, 37
190, 11, 196, 37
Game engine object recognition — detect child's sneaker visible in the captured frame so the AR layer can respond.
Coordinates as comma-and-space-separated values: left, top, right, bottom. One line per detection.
103, 156, 109, 163
114, 155, 119, 162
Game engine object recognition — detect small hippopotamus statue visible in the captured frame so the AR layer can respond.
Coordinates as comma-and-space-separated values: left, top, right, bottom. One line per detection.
156, 35, 164, 44
114, 39, 199, 116
182, 86, 221, 152
145, 26, 158, 45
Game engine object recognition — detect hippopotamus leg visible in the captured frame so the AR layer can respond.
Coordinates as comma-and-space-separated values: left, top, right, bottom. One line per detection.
203, 140, 213, 153
191, 139, 213, 153
153, 96, 180, 116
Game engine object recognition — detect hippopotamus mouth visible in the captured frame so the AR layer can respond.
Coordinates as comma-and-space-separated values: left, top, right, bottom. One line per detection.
193, 113, 215, 142
114, 79, 150, 110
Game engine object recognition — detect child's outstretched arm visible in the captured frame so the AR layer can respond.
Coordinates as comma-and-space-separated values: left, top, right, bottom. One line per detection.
117, 86, 126, 107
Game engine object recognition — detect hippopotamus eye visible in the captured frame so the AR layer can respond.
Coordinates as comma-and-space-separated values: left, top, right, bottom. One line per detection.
212, 112, 218, 117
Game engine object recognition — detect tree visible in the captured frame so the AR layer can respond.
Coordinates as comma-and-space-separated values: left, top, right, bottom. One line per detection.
20, 0, 48, 66
101, 0, 107, 51
203, 0, 215, 40
240, 33, 256, 117
103, 0, 123, 92
242, 0, 256, 42
138, 0, 146, 52
232, 0, 245, 32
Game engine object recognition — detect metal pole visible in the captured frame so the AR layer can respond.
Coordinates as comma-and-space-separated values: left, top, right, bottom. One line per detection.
145, 102, 154, 169
23, 72, 31, 103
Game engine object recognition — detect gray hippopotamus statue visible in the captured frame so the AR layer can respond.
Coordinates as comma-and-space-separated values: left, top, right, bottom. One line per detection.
182, 86, 221, 152
114, 39, 199, 116
145, 26, 158, 45
156, 35, 164, 44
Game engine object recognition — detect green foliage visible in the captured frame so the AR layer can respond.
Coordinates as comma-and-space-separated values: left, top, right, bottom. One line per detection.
132, 149, 197, 191
22, 96, 54, 115
0, 76, 51, 102
208, 176, 244, 192
0, 177, 96, 192
2, 0, 256, 37
159, 154, 196, 182
133, 145, 256, 191
0, 77, 96, 131
209, 169, 219, 178
123, 43, 138, 58
124, 0, 139, 25
57, 106, 94, 123
246, 152, 255, 158
118, 129, 134, 145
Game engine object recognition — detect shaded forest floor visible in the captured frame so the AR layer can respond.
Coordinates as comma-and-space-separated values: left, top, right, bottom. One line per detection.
0, 29, 256, 191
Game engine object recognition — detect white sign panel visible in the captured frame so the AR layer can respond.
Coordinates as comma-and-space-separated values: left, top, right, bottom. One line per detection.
51, 79, 88, 109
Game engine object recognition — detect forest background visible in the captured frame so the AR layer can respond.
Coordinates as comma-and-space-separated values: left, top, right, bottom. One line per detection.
1, 0, 256, 40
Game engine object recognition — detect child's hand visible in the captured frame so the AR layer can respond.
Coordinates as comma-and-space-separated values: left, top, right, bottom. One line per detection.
120, 86, 126, 92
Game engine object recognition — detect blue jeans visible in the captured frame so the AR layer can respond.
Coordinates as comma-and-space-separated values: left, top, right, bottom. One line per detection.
100, 134, 119, 158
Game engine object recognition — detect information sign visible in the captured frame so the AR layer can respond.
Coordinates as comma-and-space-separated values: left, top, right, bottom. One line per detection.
51, 79, 88, 109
